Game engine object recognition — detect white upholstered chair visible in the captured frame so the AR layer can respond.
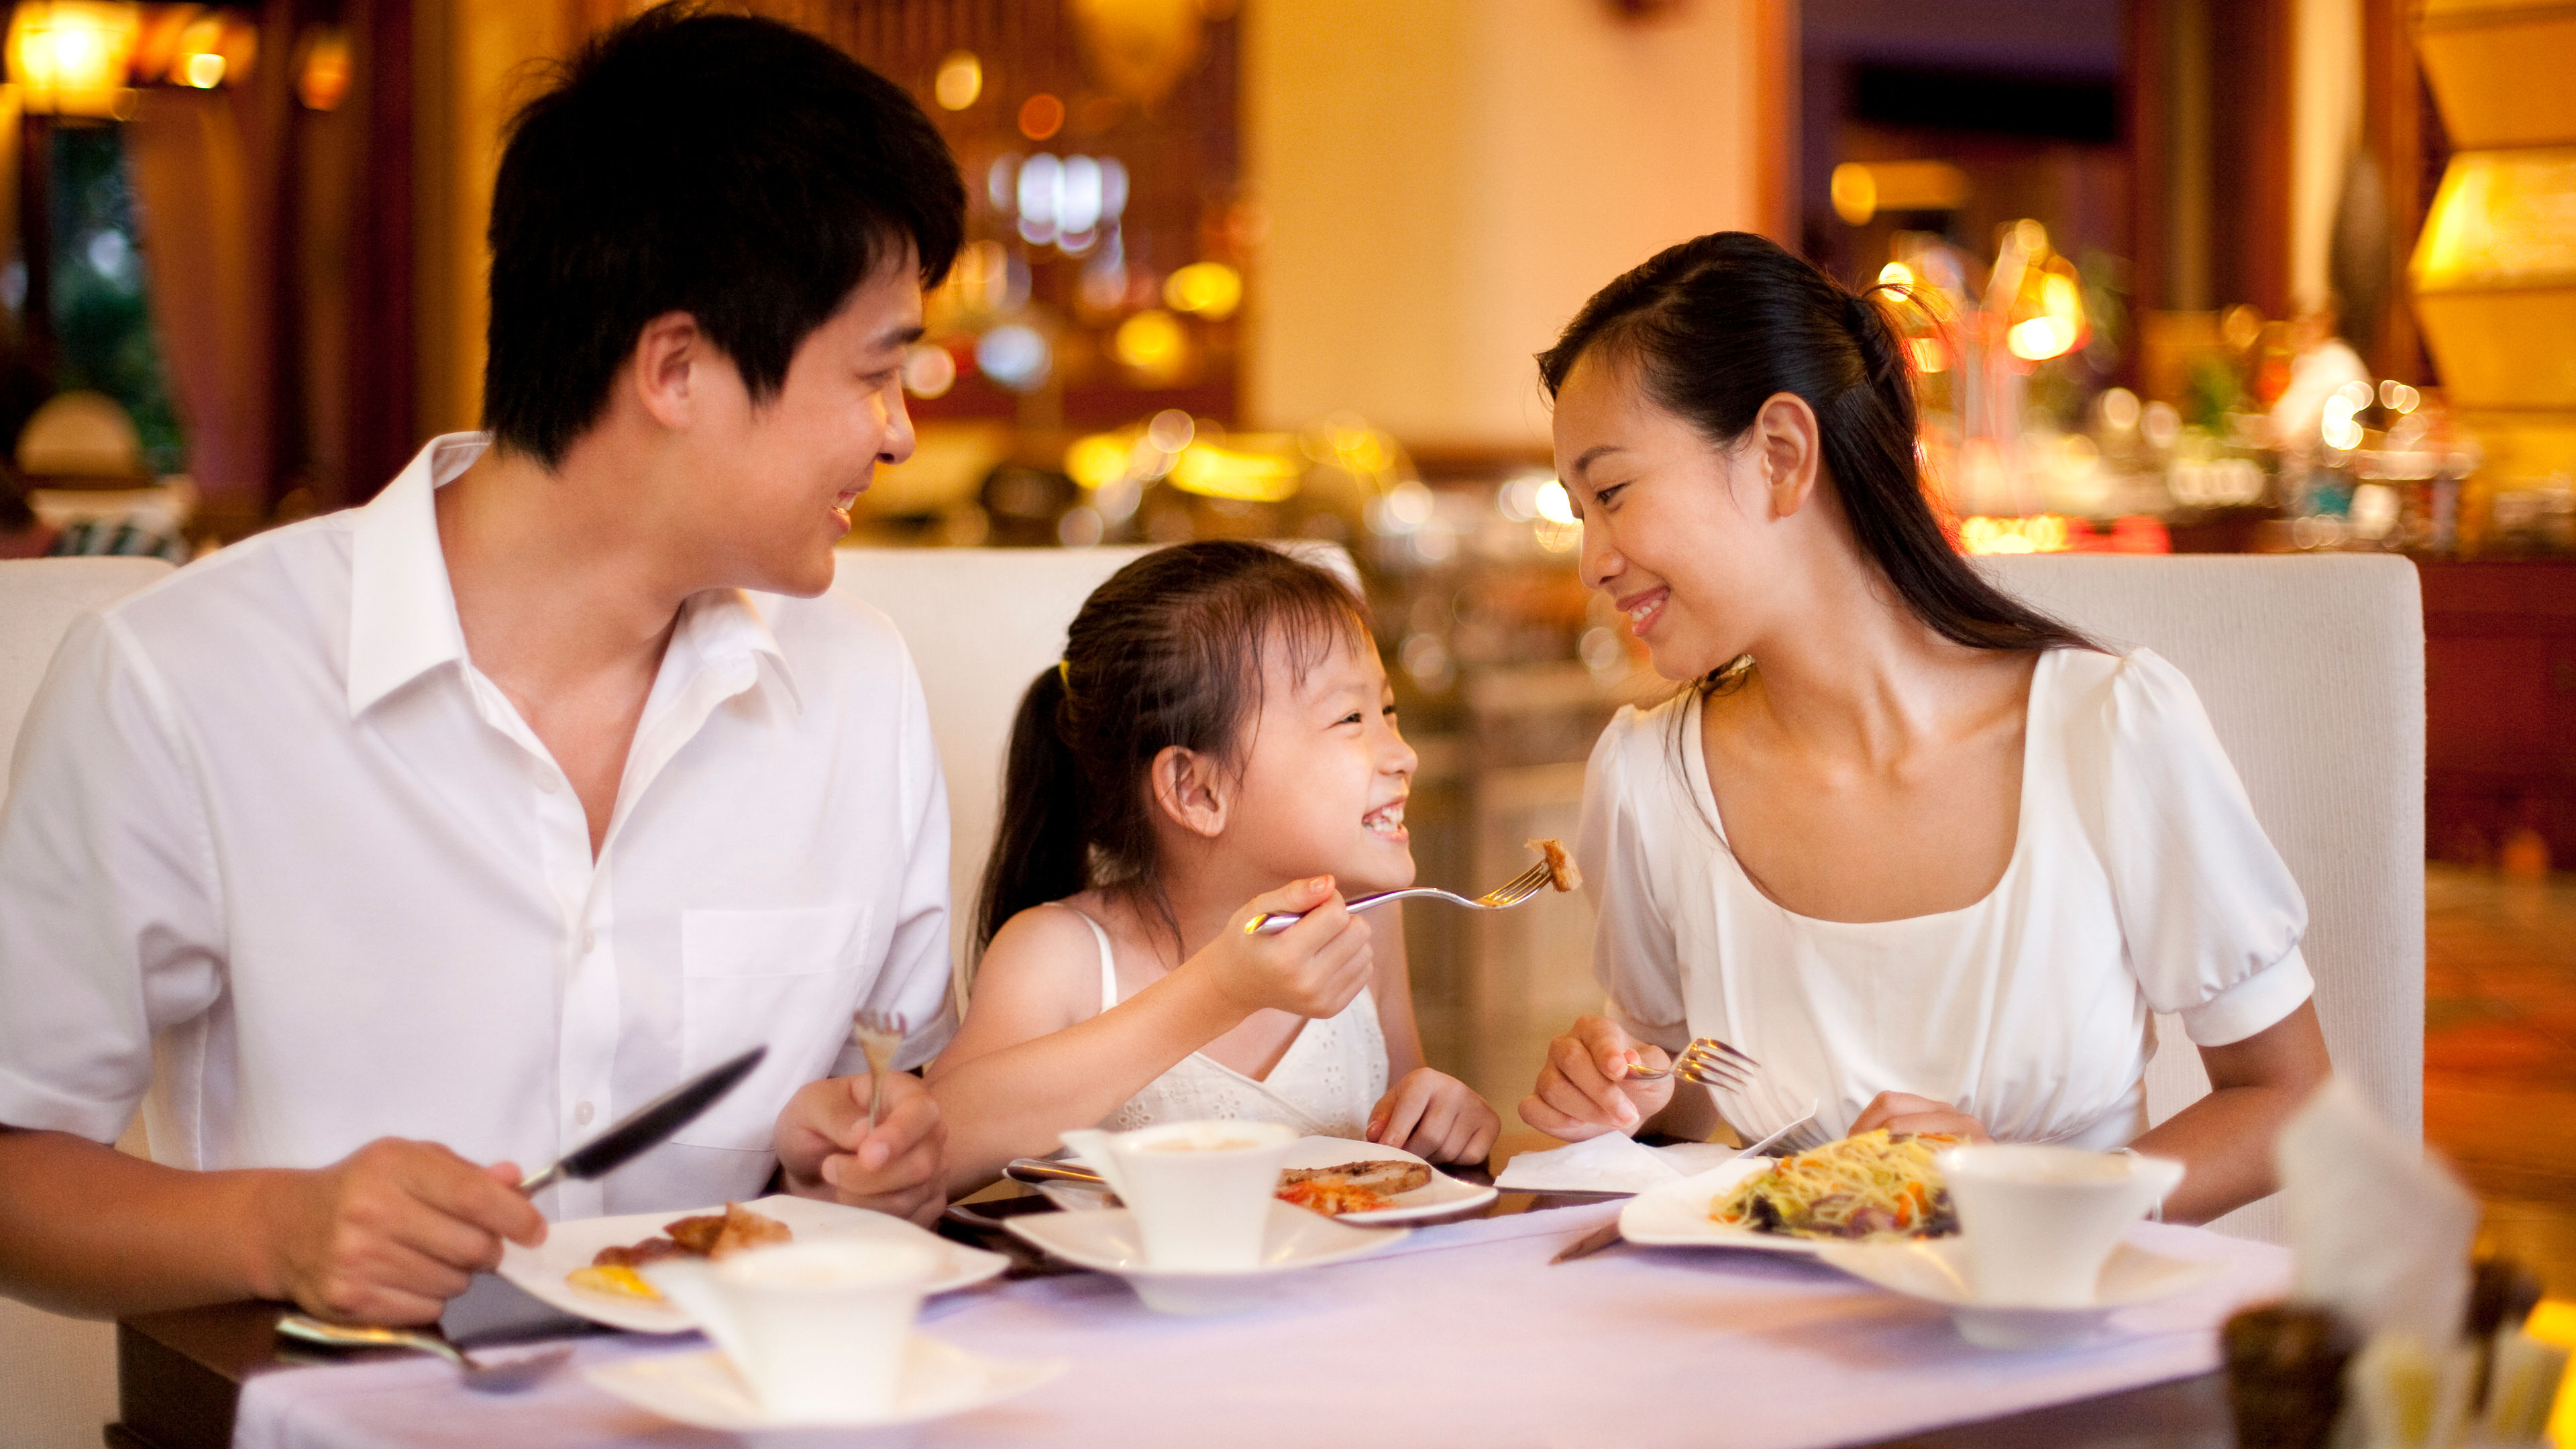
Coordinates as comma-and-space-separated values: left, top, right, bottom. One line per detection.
829, 545, 1157, 999
0, 556, 175, 1449
1983, 553, 2425, 1242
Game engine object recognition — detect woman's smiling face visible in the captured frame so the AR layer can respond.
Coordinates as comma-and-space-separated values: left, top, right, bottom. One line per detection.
1552, 350, 1785, 682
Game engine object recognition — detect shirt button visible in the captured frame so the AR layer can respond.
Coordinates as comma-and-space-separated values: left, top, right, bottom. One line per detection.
580, 930, 597, 954
537, 771, 561, 795
574, 1101, 595, 1126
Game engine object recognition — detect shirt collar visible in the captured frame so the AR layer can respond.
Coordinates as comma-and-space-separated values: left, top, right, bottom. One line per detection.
668, 586, 804, 718
345, 432, 806, 719
346, 433, 484, 717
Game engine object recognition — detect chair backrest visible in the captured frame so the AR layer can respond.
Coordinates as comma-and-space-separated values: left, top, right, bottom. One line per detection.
1, 557, 175, 796
830, 546, 1158, 993
1983, 553, 2424, 1242
0, 555, 172, 1449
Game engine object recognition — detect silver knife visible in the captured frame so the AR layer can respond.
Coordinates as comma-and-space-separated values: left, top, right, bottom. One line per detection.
517, 1044, 767, 1195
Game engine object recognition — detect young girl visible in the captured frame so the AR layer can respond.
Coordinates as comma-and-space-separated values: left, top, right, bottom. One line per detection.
928, 541, 1499, 1193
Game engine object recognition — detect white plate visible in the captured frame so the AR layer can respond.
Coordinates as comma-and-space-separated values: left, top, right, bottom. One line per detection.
500, 1195, 1009, 1334
1277, 1136, 1500, 1224
1040, 1136, 1499, 1225
1814, 1234, 2228, 1349
1617, 1159, 1831, 1254
1004, 1201, 1407, 1314
585, 1333, 1061, 1432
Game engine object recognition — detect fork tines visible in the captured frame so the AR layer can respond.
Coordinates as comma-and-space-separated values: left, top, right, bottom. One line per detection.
1485, 861, 1554, 906
1672, 1037, 1758, 1093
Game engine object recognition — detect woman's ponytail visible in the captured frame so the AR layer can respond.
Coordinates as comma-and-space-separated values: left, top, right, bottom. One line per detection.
975, 663, 1089, 959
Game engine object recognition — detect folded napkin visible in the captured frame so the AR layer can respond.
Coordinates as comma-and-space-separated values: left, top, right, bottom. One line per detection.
1495, 1134, 1752, 1194
2277, 1077, 2478, 1346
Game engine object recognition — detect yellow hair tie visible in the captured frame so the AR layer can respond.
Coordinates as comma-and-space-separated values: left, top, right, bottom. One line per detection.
1057, 658, 1071, 690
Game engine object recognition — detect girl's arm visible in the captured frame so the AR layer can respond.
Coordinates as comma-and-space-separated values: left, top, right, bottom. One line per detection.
927, 879, 1374, 1195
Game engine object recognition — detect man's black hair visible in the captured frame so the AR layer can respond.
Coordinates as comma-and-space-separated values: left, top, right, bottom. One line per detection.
482, 5, 964, 466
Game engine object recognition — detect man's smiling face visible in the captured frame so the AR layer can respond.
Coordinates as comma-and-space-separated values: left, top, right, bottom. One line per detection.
678, 257, 924, 597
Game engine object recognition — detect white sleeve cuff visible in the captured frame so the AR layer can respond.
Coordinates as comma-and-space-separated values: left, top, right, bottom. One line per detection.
2177, 945, 2315, 1047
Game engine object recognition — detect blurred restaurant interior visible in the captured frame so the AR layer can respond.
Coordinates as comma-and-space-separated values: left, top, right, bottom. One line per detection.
0, 0, 2572, 1294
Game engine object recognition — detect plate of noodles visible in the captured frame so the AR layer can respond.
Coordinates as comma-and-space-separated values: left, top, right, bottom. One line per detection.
1619, 1130, 1963, 1255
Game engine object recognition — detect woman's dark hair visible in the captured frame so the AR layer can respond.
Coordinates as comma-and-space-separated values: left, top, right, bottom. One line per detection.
1536, 231, 2091, 669
976, 542, 1373, 961
483, 4, 965, 467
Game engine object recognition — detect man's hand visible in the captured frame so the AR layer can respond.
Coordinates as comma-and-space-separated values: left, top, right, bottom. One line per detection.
250, 1138, 547, 1326
775, 1069, 947, 1226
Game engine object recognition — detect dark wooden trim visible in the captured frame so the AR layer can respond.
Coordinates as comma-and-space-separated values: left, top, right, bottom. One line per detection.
347, 0, 418, 504
2364, 0, 2431, 380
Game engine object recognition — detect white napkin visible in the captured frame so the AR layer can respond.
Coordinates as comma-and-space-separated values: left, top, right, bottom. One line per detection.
2275, 1077, 2479, 1346
1496, 1135, 1750, 1193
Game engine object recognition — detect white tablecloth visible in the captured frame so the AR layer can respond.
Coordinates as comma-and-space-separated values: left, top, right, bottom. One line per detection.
233, 1206, 2289, 1449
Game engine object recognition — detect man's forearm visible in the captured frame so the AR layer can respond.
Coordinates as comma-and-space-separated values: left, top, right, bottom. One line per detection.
0, 1126, 284, 1318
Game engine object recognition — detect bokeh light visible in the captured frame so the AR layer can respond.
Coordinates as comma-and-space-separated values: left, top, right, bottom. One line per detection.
933, 50, 981, 110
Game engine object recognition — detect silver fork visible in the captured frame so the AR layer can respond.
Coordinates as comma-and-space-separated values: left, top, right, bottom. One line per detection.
1618, 1036, 1761, 1093
850, 1010, 908, 1130
1246, 860, 1554, 934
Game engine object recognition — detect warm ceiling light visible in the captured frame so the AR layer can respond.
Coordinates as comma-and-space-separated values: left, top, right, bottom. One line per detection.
295, 25, 349, 111
933, 50, 980, 110
1017, 92, 1064, 141
8, 1, 142, 118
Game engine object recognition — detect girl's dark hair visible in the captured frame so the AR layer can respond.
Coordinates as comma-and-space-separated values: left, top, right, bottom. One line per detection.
976, 541, 1373, 961
1536, 231, 2091, 669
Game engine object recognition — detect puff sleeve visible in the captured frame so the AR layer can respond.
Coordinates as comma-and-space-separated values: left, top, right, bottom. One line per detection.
1577, 706, 1691, 1053
2079, 649, 2314, 1046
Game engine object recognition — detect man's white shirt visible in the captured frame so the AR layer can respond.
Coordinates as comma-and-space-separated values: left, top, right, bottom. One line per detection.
0, 433, 955, 1220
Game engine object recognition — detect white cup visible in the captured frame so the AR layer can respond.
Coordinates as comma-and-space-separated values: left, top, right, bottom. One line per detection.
1937, 1144, 2186, 1307
643, 1239, 938, 1421
1058, 1120, 1299, 1271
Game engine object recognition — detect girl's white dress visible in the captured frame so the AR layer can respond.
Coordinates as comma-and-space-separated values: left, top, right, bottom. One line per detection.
1581, 647, 2313, 1152
1055, 906, 1387, 1138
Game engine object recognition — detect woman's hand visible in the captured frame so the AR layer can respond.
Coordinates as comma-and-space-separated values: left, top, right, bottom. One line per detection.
1367, 1069, 1501, 1165
1849, 1091, 1992, 1143
1519, 1014, 1676, 1141
1191, 875, 1375, 1020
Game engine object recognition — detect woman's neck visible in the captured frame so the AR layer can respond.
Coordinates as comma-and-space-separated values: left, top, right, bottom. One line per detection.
1733, 547, 2006, 767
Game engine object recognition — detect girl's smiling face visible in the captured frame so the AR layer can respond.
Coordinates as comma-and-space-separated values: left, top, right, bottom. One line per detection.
1225, 627, 1419, 895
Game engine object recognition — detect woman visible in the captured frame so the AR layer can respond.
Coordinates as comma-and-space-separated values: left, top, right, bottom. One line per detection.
1521, 233, 2329, 1224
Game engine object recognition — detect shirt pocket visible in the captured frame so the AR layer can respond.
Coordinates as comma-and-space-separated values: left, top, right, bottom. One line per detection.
676, 904, 871, 1152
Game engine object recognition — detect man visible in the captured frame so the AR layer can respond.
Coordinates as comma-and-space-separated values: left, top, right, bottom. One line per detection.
0, 7, 966, 1326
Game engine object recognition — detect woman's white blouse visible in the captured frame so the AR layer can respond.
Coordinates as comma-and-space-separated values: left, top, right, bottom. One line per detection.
1580, 647, 2314, 1152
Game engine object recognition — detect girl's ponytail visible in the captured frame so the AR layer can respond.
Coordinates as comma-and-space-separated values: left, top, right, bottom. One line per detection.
975, 663, 1088, 959
969, 541, 1374, 965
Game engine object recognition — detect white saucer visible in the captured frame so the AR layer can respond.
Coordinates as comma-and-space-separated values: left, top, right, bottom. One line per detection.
1004, 1201, 1408, 1314
500, 1195, 1010, 1334
585, 1333, 1062, 1432
1814, 1234, 2228, 1349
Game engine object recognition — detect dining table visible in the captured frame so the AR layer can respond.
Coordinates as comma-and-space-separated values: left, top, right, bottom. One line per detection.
107, 1144, 2276, 1449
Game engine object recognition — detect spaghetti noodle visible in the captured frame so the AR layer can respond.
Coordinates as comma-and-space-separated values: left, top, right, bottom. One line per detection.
1709, 1129, 1960, 1240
